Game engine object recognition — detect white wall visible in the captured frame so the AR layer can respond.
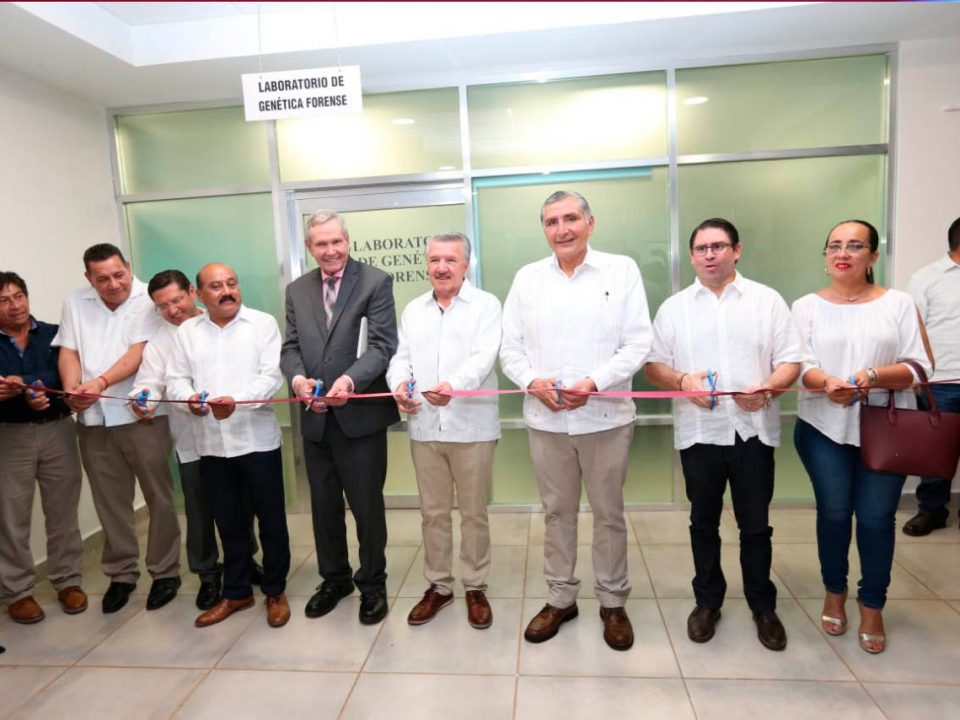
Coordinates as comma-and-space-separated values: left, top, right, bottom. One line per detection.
0, 64, 122, 562
893, 37, 960, 287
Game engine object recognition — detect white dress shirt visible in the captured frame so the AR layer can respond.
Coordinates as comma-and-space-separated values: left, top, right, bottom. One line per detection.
648, 273, 803, 450
129, 319, 200, 464
52, 277, 161, 427
386, 280, 502, 443
907, 253, 960, 382
500, 247, 653, 436
792, 289, 932, 446
166, 305, 283, 459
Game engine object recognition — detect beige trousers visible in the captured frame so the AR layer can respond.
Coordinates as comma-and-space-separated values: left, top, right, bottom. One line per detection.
528, 424, 633, 608
410, 440, 496, 594
77, 416, 181, 583
0, 418, 84, 603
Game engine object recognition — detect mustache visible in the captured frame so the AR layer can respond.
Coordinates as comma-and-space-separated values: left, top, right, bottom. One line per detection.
219, 295, 237, 304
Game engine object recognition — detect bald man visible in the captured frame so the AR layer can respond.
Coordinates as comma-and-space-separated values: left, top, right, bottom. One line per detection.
166, 263, 291, 629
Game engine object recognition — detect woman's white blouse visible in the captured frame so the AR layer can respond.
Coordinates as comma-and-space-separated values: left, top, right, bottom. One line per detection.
792, 289, 932, 446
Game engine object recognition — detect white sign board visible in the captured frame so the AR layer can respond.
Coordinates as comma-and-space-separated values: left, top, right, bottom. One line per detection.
241, 65, 363, 121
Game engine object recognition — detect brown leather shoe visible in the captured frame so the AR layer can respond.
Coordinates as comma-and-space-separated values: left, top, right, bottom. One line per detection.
9, 595, 45, 624
687, 605, 721, 643
599, 606, 634, 651
194, 596, 254, 628
465, 590, 492, 629
524, 603, 578, 643
266, 593, 290, 628
58, 586, 88, 615
407, 585, 454, 625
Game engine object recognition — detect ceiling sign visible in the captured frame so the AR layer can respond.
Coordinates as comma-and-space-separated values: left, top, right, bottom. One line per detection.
241, 65, 363, 121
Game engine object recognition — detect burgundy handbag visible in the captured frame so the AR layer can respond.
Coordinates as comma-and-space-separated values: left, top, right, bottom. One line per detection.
860, 359, 960, 478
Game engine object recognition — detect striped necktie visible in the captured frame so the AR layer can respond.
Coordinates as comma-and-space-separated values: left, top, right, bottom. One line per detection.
324, 276, 338, 328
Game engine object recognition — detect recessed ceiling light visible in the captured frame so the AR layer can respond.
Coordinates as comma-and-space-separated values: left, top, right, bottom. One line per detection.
682, 96, 709, 106
438, 165, 456, 171
391, 117, 415, 125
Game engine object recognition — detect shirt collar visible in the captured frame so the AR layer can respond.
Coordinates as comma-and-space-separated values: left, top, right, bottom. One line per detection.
0, 315, 38, 338
937, 254, 960, 273
693, 271, 745, 297
199, 303, 253, 329
424, 278, 476, 308
80, 276, 148, 311
549, 245, 598, 274
321, 270, 343, 283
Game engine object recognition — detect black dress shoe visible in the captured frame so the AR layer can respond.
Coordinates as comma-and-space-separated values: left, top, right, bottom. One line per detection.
687, 606, 721, 643
902, 511, 947, 537
305, 581, 354, 618
754, 610, 787, 651
250, 561, 265, 587
196, 578, 222, 611
102, 581, 136, 614
146, 577, 182, 611
359, 590, 388, 625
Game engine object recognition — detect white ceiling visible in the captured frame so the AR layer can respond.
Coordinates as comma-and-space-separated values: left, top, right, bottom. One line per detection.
1, 2, 959, 109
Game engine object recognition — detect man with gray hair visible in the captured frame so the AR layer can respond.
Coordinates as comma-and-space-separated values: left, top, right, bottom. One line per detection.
500, 191, 652, 651
281, 210, 399, 625
387, 232, 502, 629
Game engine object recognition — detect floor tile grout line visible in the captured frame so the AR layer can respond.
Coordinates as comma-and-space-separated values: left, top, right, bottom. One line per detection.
512, 512, 533, 720
2, 664, 71, 720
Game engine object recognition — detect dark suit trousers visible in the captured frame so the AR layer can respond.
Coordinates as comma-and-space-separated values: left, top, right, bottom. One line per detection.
200, 449, 290, 599
679, 435, 777, 614
303, 411, 388, 594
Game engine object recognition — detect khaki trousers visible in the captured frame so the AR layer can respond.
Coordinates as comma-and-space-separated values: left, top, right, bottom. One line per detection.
77, 416, 181, 583
0, 418, 84, 603
528, 424, 633, 608
410, 440, 496, 593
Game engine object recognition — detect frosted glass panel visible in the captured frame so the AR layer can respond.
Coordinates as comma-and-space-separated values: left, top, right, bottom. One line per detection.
278, 88, 461, 181
677, 154, 886, 308
677, 55, 888, 155
468, 72, 667, 168
117, 107, 270, 194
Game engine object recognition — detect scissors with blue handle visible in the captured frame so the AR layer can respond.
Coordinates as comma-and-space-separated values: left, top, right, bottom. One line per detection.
135, 389, 149, 409
406, 374, 416, 401
198, 389, 208, 413
312, 379, 324, 402
555, 379, 564, 406
707, 370, 717, 410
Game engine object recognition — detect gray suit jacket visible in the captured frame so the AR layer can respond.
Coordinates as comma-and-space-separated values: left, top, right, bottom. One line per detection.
280, 258, 400, 441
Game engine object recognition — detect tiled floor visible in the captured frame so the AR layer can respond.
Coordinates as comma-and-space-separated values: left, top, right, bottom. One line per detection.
3, 506, 960, 719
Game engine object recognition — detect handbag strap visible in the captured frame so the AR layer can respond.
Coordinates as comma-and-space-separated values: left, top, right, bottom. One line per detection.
899, 358, 938, 413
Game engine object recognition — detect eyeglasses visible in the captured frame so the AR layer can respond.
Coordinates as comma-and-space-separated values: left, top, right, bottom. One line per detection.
824, 242, 869, 255
691, 242, 732, 256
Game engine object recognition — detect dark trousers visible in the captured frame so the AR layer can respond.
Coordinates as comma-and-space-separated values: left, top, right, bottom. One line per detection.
679, 435, 777, 614
180, 459, 259, 583
303, 412, 388, 594
200, 449, 290, 599
914, 382, 960, 519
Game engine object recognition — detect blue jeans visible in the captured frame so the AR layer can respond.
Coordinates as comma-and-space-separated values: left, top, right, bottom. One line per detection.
914, 382, 960, 519
794, 419, 906, 609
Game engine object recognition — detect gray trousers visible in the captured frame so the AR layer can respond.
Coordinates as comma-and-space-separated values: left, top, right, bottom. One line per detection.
410, 440, 496, 594
179, 458, 259, 583
0, 418, 84, 603
528, 424, 633, 609
77, 417, 181, 584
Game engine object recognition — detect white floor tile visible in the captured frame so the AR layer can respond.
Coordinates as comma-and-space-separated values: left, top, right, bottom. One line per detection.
767, 508, 818, 543
14, 667, 204, 720
0, 667, 66, 720
0, 597, 140, 665
642, 543, 753, 599
798, 598, 960, 683
366, 598, 522, 674
175, 669, 356, 719
217, 595, 382, 671
517, 676, 694, 720
687, 678, 884, 719
79, 595, 256, 668
894, 543, 960, 599
865, 682, 960, 718
660, 598, 853, 681
518, 598, 679, 678
341, 673, 515, 719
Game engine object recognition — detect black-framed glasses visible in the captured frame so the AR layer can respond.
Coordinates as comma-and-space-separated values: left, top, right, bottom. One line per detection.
691, 242, 732, 256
